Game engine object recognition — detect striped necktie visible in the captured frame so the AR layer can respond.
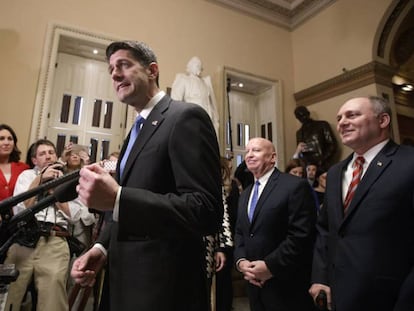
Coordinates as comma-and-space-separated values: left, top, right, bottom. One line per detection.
343, 156, 365, 213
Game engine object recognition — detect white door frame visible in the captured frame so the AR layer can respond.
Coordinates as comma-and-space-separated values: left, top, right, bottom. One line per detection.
222, 67, 285, 169
31, 22, 136, 143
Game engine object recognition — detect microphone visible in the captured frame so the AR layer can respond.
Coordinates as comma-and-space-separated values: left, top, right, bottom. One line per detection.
54, 178, 79, 203
6, 177, 79, 231
0, 169, 80, 216
226, 77, 233, 152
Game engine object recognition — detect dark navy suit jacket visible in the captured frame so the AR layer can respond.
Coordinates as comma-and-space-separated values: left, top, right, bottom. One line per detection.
235, 168, 316, 310
312, 141, 414, 311
98, 95, 222, 311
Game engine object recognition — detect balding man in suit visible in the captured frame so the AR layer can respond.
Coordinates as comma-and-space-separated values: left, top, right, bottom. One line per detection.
309, 96, 414, 311
235, 137, 316, 311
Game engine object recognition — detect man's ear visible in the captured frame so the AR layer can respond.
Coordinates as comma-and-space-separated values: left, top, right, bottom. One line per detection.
148, 62, 159, 80
32, 157, 38, 167
378, 113, 391, 129
271, 152, 277, 164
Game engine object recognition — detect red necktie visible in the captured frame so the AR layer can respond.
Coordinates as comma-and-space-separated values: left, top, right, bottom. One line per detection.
343, 156, 365, 212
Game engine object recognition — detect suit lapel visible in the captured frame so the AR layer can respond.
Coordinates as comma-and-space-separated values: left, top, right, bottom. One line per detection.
341, 141, 398, 225
242, 184, 253, 223
329, 156, 351, 226
116, 127, 132, 182
250, 169, 280, 226
119, 96, 169, 185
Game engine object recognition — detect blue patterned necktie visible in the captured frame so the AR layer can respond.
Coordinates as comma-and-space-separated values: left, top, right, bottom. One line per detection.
119, 115, 144, 178
248, 180, 260, 222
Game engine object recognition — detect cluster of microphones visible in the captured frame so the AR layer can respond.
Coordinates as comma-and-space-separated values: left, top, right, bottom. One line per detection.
0, 167, 79, 258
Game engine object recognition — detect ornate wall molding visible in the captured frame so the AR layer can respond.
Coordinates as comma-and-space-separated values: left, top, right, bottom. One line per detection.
207, 0, 336, 30
294, 61, 396, 106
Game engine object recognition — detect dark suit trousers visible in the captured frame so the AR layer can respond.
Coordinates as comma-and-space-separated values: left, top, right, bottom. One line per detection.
247, 278, 316, 311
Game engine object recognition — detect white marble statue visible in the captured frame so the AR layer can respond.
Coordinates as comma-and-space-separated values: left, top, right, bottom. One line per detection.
171, 56, 219, 136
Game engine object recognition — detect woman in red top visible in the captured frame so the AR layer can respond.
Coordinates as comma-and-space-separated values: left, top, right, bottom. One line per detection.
0, 124, 29, 202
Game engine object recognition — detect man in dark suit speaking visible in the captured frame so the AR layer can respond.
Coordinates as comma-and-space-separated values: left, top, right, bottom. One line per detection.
309, 96, 414, 311
71, 41, 222, 311
234, 137, 316, 311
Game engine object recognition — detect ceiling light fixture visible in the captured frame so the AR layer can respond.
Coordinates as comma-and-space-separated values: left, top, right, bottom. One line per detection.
93, 49, 99, 55
238, 83, 244, 88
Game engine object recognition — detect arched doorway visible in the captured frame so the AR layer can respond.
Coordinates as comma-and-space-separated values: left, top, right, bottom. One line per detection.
375, 0, 414, 145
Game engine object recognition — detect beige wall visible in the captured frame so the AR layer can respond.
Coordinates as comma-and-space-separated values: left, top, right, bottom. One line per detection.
0, 0, 393, 164
290, 0, 394, 162
292, 0, 392, 91
1, 0, 295, 159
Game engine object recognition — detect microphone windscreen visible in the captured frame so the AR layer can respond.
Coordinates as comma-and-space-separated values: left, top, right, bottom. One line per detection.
54, 178, 79, 202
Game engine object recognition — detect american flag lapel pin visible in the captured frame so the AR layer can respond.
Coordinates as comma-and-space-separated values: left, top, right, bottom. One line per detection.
152, 120, 158, 126
377, 161, 382, 166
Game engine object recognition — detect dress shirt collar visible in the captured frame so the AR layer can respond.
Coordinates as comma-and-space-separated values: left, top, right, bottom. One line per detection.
350, 139, 389, 168
33, 166, 41, 175
342, 139, 389, 202
255, 167, 275, 187
138, 91, 166, 120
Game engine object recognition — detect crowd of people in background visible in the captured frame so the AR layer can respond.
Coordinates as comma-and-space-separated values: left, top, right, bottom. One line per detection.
1, 40, 414, 311
0, 129, 116, 310
4, 139, 81, 311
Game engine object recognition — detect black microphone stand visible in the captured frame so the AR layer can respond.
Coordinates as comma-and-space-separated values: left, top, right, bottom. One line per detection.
0, 170, 80, 245
0, 170, 79, 311
0, 169, 79, 218
0, 176, 79, 252
226, 77, 233, 157
2, 195, 56, 244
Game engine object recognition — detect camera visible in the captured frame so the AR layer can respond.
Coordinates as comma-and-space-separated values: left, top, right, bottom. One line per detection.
39, 163, 65, 187
302, 142, 316, 153
42, 162, 64, 173
52, 162, 65, 172
0, 264, 19, 285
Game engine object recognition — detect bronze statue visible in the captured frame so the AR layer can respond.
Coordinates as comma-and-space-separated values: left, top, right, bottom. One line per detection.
294, 106, 337, 169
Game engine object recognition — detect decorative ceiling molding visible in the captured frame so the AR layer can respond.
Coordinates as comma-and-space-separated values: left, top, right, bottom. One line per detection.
294, 61, 396, 106
207, 0, 336, 30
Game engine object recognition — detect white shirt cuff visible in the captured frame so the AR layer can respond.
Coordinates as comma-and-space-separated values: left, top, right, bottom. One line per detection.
112, 186, 122, 222
236, 258, 247, 271
93, 243, 107, 257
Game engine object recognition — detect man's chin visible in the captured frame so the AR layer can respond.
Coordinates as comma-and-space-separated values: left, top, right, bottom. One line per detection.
341, 137, 356, 149
117, 88, 132, 100
117, 93, 128, 102
341, 134, 353, 144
